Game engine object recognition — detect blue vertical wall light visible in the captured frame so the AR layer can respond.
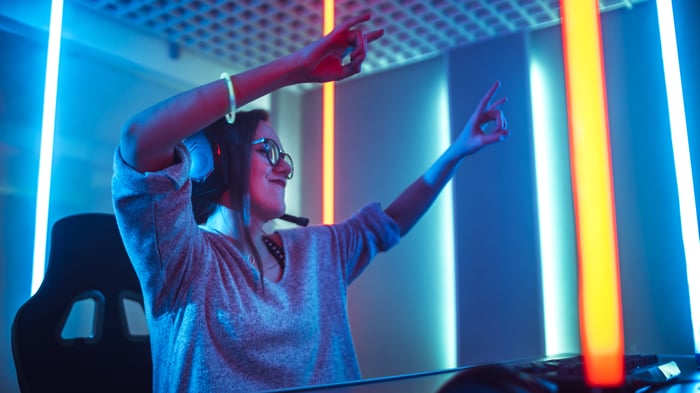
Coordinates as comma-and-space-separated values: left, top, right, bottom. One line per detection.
656, 0, 700, 364
529, 58, 579, 356
437, 78, 456, 368
32, 0, 64, 295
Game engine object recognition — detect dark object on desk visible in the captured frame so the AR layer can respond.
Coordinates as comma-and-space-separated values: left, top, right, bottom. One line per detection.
437, 364, 556, 393
437, 355, 682, 393
11, 213, 152, 393
513, 354, 681, 392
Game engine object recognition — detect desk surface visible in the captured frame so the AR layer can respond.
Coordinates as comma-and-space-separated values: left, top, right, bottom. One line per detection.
270, 355, 700, 393
270, 368, 463, 393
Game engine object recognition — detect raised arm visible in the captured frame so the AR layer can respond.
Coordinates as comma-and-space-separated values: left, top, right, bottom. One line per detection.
385, 81, 509, 236
120, 13, 383, 173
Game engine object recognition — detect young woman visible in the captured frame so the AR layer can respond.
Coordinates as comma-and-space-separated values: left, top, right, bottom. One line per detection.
112, 13, 509, 393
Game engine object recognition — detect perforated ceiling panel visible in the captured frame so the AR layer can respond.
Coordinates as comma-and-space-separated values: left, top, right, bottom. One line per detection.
69, 0, 648, 75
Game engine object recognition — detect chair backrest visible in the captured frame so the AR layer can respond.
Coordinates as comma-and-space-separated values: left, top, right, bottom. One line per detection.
11, 213, 152, 393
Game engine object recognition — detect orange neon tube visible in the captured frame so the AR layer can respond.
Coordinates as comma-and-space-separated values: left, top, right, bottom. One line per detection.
322, 0, 335, 224
560, 0, 624, 386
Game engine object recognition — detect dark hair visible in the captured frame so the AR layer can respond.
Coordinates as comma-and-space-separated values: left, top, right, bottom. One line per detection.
190, 109, 270, 286
191, 109, 269, 223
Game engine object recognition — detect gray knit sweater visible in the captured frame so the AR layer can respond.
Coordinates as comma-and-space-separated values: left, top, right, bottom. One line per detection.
111, 143, 400, 392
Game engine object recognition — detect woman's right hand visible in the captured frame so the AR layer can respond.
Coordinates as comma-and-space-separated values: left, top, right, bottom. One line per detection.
295, 13, 384, 83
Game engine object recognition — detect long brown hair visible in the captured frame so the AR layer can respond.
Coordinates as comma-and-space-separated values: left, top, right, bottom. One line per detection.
191, 109, 270, 287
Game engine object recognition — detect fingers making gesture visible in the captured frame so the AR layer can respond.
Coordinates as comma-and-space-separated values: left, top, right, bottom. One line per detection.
298, 13, 384, 83
454, 81, 510, 157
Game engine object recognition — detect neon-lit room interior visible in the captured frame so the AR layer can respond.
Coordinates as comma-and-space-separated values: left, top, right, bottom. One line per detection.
0, 0, 698, 392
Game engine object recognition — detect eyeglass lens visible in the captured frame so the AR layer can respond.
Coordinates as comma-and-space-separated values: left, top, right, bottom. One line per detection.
258, 138, 294, 178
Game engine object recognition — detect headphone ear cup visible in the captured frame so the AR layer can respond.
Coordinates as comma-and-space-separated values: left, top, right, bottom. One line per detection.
184, 131, 216, 182
184, 130, 228, 199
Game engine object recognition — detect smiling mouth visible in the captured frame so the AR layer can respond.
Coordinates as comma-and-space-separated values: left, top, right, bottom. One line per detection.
270, 180, 286, 188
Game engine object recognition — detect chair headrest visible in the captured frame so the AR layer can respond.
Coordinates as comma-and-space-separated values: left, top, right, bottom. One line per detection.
37, 213, 141, 300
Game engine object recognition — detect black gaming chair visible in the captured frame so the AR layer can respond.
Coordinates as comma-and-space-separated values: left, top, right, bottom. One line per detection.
11, 213, 152, 393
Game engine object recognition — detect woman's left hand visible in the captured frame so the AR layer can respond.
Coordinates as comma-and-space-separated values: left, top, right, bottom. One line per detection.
454, 81, 509, 157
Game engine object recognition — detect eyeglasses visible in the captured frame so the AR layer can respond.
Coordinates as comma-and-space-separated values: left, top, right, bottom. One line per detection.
252, 138, 294, 179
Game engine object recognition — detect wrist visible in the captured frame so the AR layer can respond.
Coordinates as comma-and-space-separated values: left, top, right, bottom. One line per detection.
445, 143, 468, 162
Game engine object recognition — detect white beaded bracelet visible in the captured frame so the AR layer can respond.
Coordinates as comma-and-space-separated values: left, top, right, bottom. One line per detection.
220, 72, 236, 124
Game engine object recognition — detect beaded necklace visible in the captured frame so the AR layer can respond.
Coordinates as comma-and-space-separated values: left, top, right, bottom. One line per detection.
261, 235, 285, 267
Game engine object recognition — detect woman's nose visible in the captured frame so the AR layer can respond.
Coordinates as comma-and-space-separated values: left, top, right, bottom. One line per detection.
274, 157, 293, 179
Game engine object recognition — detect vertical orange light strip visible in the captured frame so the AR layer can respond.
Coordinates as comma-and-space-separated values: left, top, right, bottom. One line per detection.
560, 0, 624, 387
322, 0, 335, 224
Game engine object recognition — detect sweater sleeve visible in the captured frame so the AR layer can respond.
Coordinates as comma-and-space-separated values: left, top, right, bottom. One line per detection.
330, 203, 401, 283
111, 143, 205, 312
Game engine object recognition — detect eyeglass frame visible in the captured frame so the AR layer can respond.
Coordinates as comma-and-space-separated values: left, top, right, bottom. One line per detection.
251, 137, 294, 179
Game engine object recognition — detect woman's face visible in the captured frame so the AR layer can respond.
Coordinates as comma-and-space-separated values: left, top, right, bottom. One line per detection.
248, 121, 293, 223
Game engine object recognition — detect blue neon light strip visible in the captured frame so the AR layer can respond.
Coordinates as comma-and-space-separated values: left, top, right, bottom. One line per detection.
32, 0, 64, 295
656, 0, 700, 354
529, 59, 578, 356
437, 78, 456, 368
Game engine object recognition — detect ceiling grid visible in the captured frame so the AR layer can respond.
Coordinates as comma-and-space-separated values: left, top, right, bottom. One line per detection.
69, 0, 648, 76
